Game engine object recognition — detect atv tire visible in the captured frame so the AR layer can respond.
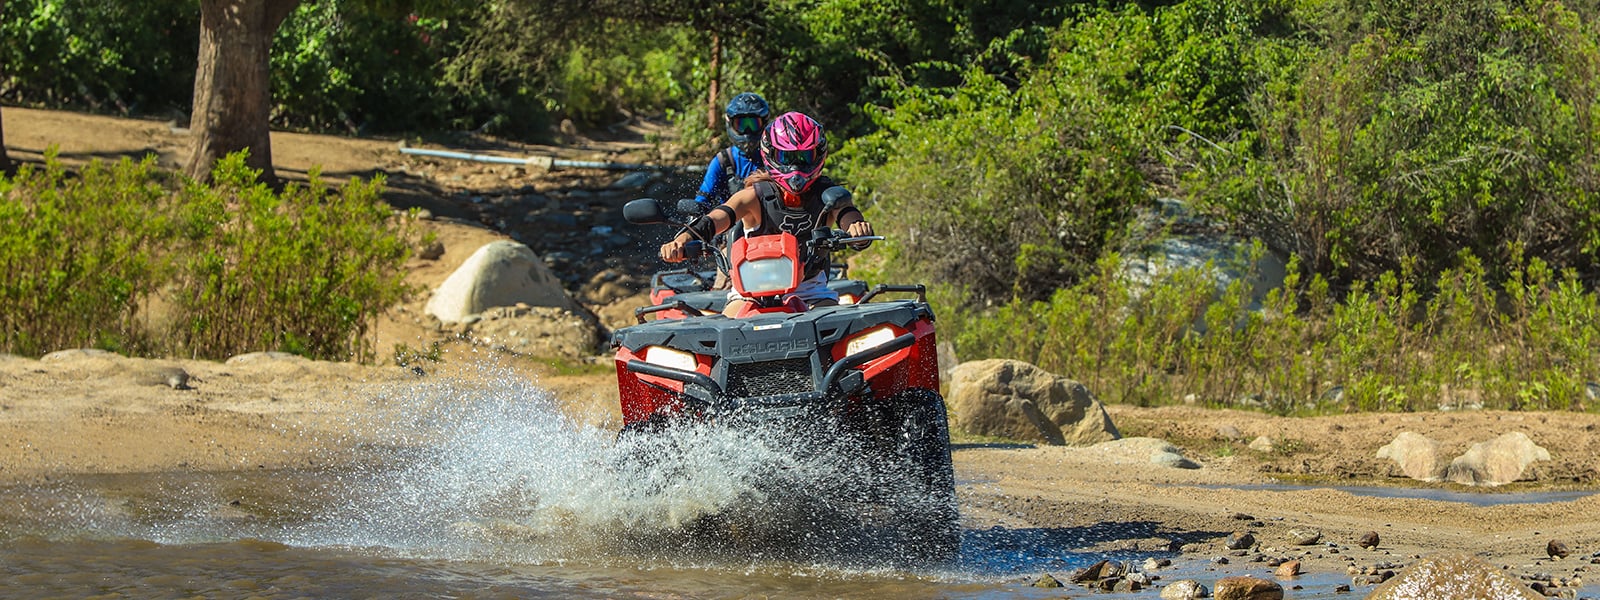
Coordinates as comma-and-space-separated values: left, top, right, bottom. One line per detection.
890, 388, 961, 564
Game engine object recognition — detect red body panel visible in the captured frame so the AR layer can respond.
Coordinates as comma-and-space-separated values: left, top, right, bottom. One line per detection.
829, 319, 940, 400
615, 344, 714, 425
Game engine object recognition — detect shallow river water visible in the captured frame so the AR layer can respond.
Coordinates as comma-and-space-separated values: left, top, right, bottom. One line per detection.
0, 373, 1582, 598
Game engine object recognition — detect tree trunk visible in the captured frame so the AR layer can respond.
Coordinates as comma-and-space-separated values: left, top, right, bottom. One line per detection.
0, 0, 9, 174
0, 103, 10, 175
706, 33, 721, 133
0, 102, 9, 174
184, 0, 300, 183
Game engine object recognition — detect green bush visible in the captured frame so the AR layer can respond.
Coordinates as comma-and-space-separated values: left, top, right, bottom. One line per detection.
949, 248, 1600, 414
0, 152, 420, 362
0, 0, 198, 114
271, 1, 452, 135
0, 154, 174, 356
840, 0, 1287, 304
1194, 0, 1600, 286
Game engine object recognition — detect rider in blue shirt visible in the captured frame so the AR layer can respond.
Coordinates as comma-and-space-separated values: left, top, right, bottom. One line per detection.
694, 92, 771, 211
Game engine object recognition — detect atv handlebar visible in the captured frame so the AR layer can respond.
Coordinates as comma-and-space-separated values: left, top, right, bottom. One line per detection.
808, 229, 884, 252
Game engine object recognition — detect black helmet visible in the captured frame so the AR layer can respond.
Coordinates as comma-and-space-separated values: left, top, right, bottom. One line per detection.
724, 92, 771, 157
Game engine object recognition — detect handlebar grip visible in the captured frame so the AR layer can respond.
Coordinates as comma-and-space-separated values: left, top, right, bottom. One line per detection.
683, 240, 705, 259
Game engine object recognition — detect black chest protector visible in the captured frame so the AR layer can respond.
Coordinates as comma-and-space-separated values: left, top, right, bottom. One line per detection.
750, 177, 836, 280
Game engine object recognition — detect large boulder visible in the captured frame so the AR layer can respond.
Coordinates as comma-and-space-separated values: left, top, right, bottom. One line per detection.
1366, 554, 1542, 599
947, 359, 1120, 445
425, 241, 577, 323
1376, 431, 1447, 482
1445, 432, 1550, 486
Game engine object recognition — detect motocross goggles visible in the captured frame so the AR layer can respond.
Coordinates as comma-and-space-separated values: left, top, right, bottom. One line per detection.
728, 115, 765, 135
771, 149, 818, 169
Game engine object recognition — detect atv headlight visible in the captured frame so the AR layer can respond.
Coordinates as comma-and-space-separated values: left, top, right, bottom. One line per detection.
738, 257, 796, 294
643, 345, 697, 371
838, 293, 858, 305
844, 325, 897, 357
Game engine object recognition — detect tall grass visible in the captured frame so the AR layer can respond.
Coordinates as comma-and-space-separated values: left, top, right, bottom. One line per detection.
950, 245, 1600, 414
0, 151, 421, 362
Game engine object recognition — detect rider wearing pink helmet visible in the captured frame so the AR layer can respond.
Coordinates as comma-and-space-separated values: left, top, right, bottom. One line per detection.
660, 112, 873, 314
761, 111, 830, 204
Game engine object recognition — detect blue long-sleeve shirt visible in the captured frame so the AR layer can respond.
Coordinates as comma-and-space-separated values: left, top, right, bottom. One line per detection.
695, 146, 765, 209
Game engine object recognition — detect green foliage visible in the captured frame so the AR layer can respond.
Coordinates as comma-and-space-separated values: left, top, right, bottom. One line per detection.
553, 26, 702, 126
0, 152, 420, 362
272, 1, 453, 134
841, 0, 1289, 303
0, 152, 173, 356
1195, 0, 1600, 285
0, 0, 198, 113
949, 249, 1600, 413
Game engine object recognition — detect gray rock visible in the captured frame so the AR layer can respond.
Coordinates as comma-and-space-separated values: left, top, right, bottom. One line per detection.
1445, 432, 1551, 486
1548, 540, 1571, 559
225, 351, 305, 364
40, 348, 115, 362
1287, 528, 1322, 546
1226, 531, 1257, 550
418, 239, 445, 260
142, 366, 191, 390
1031, 573, 1062, 588
1358, 531, 1381, 549
1161, 579, 1208, 600
1144, 557, 1172, 571
1248, 436, 1275, 453
1377, 431, 1447, 482
425, 241, 578, 324
946, 359, 1120, 445
1154, 451, 1202, 469
611, 171, 652, 190
1093, 437, 1201, 469
1216, 424, 1243, 440
1365, 554, 1542, 599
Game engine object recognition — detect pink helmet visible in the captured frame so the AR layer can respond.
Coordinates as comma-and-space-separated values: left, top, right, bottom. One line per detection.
760, 112, 828, 196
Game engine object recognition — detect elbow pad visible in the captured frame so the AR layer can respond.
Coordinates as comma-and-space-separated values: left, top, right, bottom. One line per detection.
687, 215, 718, 241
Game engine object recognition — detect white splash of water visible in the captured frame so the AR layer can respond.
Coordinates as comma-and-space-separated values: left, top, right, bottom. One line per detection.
285, 361, 864, 565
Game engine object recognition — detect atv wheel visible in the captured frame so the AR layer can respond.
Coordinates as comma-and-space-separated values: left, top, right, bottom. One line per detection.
889, 388, 960, 564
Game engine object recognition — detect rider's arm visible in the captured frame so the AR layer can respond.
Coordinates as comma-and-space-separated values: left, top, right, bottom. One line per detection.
660, 188, 759, 262
693, 155, 726, 208
830, 198, 875, 248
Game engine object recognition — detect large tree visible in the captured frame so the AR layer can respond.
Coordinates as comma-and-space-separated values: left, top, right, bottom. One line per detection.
0, 0, 9, 174
184, 0, 301, 183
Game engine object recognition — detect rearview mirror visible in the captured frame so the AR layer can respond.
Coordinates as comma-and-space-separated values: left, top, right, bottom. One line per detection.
623, 198, 667, 225
820, 186, 852, 211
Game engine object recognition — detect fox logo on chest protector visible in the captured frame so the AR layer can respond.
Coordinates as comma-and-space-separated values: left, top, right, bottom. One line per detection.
778, 212, 816, 236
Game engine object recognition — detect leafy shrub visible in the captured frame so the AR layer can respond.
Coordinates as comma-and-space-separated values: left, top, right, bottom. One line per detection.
840, 0, 1287, 304
0, 152, 420, 362
0, 0, 198, 114
1195, 0, 1600, 286
271, 1, 452, 135
0, 153, 174, 356
949, 249, 1600, 413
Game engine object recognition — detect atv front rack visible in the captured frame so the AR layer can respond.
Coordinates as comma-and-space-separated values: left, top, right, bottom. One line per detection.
623, 332, 916, 412
857, 283, 926, 304
634, 300, 708, 323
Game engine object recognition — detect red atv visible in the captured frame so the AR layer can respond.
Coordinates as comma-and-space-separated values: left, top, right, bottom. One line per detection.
610, 197, 959, 563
